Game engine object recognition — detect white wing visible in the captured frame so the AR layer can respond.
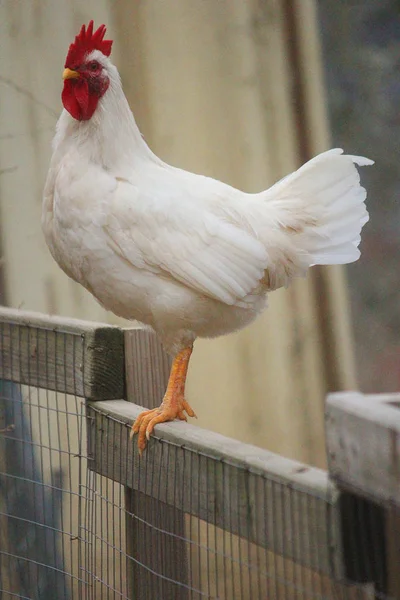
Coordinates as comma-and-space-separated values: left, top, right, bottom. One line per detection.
103, 178, 269, 306
102, 149, 372, 304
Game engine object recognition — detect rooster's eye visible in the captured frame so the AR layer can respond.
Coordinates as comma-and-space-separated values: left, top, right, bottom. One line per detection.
88, 61, 99, 71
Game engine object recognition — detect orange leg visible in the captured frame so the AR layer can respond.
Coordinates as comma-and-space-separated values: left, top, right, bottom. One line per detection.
130, 346, 196, 454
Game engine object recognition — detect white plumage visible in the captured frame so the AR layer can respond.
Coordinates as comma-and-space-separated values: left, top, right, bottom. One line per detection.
43, 50, 372, 353
43, 36, 372, 449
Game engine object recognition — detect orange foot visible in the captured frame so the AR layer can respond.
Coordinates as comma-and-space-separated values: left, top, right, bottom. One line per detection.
130, 345, 195, 454
131, 395, 196, 454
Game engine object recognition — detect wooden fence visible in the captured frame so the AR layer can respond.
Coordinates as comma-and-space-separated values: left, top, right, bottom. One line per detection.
0, 307, 396, 599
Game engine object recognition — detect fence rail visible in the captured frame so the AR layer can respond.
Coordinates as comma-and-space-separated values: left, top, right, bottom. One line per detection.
326, 391, 400, 599
326, 391, 400, 505
0, 307, 125, 399
88, 399, 342, 577
0, 307, 395, 599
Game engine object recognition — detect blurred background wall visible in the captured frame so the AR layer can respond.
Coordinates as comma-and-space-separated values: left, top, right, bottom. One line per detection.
0, 0, 397, 468
318, 0, 400, 394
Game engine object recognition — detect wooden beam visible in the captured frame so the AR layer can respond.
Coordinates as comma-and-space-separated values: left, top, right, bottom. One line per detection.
125, 488, 189, 600
87, 399, 345, 577
124, 327, 172, 410
123, 328, 187, 599
326, 392, 400, 597
0, 307, 125, 400
326, 392, 400, 505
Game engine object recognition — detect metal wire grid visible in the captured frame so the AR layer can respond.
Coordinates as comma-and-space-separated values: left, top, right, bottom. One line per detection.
86, 405, 381, 600
0, 322, 88, 599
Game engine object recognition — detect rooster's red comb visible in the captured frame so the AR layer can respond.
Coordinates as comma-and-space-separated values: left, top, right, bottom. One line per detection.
65, 20, 113, 68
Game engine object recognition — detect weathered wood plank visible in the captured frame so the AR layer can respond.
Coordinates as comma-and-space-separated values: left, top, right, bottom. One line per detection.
125, 488, 189, 600
123, 327, 187, 599
0, 307, 125, 399
124, 327, 172, 409
87, 399, 344, 577
326, 391, 400, 505
326, 391, 400, 597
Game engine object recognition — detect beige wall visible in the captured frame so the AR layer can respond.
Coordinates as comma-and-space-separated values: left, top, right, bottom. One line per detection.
0, 0, 356, 467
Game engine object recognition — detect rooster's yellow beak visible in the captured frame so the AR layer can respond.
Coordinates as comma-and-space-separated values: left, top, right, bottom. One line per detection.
62, 68, 80, 80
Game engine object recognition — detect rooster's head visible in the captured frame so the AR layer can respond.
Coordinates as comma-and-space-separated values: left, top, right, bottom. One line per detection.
62, 21, 113, 121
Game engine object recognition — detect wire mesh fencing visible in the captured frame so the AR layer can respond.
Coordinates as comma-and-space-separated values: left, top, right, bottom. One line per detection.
88, 400, 382, 600
0, 324, 88, 598
0, 309, 124, 599
0, 307, 396, 599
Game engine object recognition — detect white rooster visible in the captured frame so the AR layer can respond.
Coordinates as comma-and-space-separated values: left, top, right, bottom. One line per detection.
43, 21, 373, 452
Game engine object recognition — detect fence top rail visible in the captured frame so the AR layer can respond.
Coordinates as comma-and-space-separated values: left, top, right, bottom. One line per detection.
90, 399, 333, 499
88, 399, 343, 577
327, 391, 400, 506
0, 307, 125, 400
0, 306, 121, 334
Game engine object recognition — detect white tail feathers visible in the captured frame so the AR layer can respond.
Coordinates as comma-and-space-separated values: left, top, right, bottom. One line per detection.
263, 149, 373, 275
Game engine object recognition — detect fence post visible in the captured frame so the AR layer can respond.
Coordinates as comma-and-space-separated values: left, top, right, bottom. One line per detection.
326, 391, 400, 598
124, 328, 189, 599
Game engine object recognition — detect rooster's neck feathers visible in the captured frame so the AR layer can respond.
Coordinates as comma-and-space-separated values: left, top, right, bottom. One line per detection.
56, 50, 158, 173
59, 21, 159, 171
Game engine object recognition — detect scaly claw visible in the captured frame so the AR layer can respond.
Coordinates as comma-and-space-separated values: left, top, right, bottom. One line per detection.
131, 397, 196, 453
182, 400, 197, 418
